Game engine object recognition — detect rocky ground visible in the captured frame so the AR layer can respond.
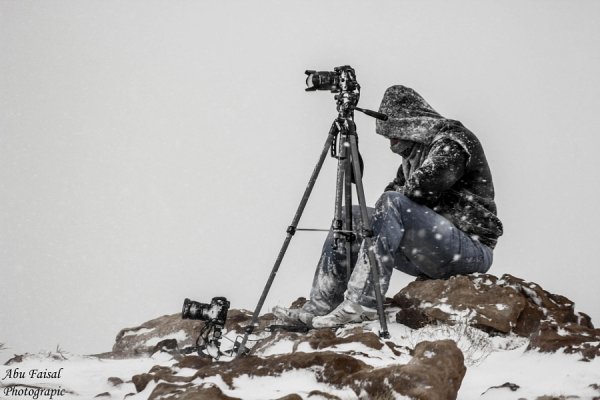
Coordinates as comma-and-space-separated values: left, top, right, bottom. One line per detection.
2, 273, 600, 399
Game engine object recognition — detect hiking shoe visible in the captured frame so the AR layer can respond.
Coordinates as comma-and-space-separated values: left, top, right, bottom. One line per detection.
311, 299, 378, 328
272, 305, 315, 326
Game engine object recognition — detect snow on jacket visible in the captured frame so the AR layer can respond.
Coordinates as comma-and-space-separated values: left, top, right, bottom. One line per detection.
376, 85, 503, 249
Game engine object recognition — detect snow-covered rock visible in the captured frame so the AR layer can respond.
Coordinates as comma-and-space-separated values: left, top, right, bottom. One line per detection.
2, 274, 600, 399
126, 337, 464, 399
393, 273, 600, 360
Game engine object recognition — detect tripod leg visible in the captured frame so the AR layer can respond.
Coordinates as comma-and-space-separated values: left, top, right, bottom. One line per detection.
332, 131, 346, 249
236, 131, 337, 357
343, 139, 353, 284
347, 134, 390, 338
332, 133, 353, 284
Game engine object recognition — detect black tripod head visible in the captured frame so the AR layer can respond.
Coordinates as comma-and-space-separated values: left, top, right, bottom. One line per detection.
305, 65, 388, 121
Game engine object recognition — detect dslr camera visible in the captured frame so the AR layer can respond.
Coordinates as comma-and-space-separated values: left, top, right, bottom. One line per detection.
181, 296, 230, 359
182, 297, 229, 324
305, 65, 358, 93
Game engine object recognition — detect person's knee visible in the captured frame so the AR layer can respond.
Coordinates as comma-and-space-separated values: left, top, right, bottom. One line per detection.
377, 191, 396, 208
376, 191, 412, 213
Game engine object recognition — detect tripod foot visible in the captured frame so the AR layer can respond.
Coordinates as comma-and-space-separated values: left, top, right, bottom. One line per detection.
379, 330, 391, 339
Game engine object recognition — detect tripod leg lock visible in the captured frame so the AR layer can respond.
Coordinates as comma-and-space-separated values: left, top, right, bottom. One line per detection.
287, 226, 297, 236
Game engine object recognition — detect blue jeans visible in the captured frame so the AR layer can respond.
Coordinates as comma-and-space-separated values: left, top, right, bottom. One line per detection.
303, 192, 493, 313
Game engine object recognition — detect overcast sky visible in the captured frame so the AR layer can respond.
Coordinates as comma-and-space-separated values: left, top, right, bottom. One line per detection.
2, 1, 600, 361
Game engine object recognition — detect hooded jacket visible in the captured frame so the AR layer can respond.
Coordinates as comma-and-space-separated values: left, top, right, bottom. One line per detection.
376, 85, 503, 249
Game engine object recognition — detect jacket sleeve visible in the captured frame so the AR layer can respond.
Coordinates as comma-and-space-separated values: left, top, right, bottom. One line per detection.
384, 165, 406, 192
402, 139, 468, 207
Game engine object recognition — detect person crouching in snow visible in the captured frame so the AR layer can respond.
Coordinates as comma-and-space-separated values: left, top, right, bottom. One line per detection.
274, 85, 503, 328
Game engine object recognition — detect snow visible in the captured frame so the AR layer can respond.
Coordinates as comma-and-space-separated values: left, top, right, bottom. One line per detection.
1, 321, 599, 399
423, 350, 436, 358
122, 328, 155, 338
258, 338, 296, 356
522, 286, 544, 307
432, 303, 475, 321
556, 326, 571, 337
227, 370, 357, 400
460, 347, 600, 399
0, 353, 175, 400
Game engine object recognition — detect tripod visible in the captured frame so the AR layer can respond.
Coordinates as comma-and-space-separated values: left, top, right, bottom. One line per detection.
236, 72, 389, 357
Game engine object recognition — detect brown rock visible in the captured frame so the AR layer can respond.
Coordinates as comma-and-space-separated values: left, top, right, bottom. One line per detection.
394, 273, 594, 333
481, 382, 520, 396
112, 314, 200, 358
528, 321, 600, 360
578, 312, 594, 328
250, 325, 386, 356
348, 340, 466, 400
499, 274, 590, 327
4, 354, 24, 365
401, 340, 466, 399
130, 340, 465, 400
307, 390, 342, 399
107, 377, 123, 386
131, 373, 155, 392
385, 341, 412, 357
174, 355, 212, 370
391, 273, 599, 359
303, 328, 384, 351
150, 339, 179, 355
136, 350, 370, 396
290, 297, 308, 309
221, 308, 277, 335
149, 383, 241, 400
107, 306, 276, 359
395, 303, 435, 329
132, 365, 194, 393
393, 274, 526, 333
513, 299, 545, 337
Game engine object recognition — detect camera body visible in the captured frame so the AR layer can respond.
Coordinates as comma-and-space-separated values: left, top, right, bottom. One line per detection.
182, 296, 229, 325
305, 65, 361, 117
305, 65, 358, 93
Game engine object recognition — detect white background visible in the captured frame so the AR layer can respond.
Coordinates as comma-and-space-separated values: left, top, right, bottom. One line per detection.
1, 1, 599, 361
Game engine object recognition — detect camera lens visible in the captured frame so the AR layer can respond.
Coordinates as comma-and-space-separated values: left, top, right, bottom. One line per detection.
306, 73, 317, 90
305, 70, 339, 92
182, 298, 209, 321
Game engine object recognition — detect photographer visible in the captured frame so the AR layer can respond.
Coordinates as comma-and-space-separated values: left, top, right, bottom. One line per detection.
274, 85, 503, 328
